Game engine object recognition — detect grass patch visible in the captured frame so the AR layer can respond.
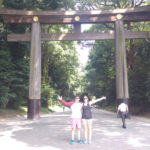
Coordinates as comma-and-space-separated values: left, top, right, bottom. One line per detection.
104, 105, 117, 112
19, 106, 27, 112
40, 107, 53, 114
19, 106, 53, 114
0, 106, 54, 120
0, 108, 26, 120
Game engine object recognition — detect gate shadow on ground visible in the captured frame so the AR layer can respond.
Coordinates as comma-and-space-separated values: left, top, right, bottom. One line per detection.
0, 111, 150, 150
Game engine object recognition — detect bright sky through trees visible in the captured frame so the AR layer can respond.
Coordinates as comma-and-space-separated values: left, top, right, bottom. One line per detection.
76, 24, 92, 67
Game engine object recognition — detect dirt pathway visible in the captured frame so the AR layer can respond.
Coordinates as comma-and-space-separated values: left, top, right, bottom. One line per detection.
0, 109, 150, 150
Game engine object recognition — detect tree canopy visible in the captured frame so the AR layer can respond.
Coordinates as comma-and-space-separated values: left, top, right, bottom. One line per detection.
0, 0, 79, 108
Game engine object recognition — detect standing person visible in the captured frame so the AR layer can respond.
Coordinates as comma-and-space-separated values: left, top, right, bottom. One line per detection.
58, 96, 82, 144
117, 100, 129, 129
82, 95, 106, 144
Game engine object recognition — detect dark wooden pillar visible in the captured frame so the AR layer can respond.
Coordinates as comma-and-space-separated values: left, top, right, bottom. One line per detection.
115, 20, 129, 105
28, 20, 41, 119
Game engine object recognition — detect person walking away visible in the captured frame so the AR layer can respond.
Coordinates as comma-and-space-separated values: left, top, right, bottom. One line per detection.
117, 100, 129, 129
82, 95, 106, 144
58, 96, 82, 144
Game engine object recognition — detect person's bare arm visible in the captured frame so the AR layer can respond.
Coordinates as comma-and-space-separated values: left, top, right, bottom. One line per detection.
89, 96, 106, 105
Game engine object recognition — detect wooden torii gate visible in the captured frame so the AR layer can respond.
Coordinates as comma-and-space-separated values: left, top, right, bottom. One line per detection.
0, 6, 150, 119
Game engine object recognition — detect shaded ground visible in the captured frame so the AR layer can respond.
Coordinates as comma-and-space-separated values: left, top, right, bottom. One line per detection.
0, 109, 150, 150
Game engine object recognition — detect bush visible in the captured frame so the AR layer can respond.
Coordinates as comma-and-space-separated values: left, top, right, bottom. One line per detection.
41, 84, 58, 108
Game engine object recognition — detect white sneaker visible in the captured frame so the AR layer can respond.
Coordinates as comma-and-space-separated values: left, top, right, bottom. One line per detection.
88, 140, 92, 144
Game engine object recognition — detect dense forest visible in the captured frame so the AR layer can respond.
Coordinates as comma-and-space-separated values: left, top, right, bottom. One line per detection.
0, 0, 150, 114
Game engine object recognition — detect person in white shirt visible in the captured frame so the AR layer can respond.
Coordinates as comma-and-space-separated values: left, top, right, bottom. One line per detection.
117, 101, 129, 129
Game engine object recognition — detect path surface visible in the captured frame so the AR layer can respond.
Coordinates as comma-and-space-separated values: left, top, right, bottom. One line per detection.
0, 109, 150, 150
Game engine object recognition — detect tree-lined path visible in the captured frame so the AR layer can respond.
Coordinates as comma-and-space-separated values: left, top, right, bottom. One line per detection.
0, 109, 150, 150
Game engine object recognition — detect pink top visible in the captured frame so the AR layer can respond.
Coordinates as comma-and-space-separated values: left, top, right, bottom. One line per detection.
60, 99, 74, 107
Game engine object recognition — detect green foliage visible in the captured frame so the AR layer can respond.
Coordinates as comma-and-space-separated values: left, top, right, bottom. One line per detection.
7, 61, 29, 109
42, 40, 80, 97
75, 0, 145, 10
145, 71, 150, 101
3, 0, 75, 10
0, 44, 29, 109
0, 0, 79, 110
85, 39, 116, 104
0, 0, 3, 8
129, 70, 147, 105
0, 86, 10, 107
129, 39, 150, 104
41, 24, 80, 100
41, 83, 58, 108
0, 49, 14, 108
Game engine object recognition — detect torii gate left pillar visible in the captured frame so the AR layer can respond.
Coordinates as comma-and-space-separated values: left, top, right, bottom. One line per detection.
28, 20, 41, 119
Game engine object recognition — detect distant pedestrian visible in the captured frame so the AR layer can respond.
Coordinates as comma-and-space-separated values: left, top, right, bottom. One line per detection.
58, 96, 82, 144
117, 100, 129, 129
82, 95, 106, 144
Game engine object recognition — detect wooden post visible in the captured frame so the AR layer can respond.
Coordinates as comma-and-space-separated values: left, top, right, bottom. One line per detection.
123, 39, 129, 100
115, 20, 129, 105
28, 20, 41, 119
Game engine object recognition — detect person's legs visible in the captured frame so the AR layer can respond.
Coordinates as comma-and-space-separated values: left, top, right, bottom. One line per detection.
87, 119, 92, 143
82, 119, 88, 143
70, 118, 76, 144
71, 128, 75, 140
76, 118, 82, 143
77, 128, 82, 143
121, 112, 126, 128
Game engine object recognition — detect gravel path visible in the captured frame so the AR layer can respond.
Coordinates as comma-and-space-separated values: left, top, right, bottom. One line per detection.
0, 109, 150, 150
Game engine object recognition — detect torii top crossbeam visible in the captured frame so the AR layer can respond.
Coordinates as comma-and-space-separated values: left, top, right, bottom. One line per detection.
0, 6, 150, 24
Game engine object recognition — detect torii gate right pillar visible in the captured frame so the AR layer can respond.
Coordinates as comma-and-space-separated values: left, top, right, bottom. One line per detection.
115, 19, 129, 105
